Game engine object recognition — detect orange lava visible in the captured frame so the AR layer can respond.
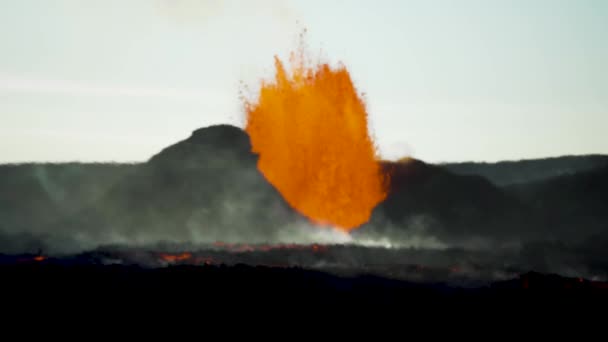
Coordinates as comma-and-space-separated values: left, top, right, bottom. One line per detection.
244, 46, 388, 231
159, 252, 192, 262
33, 256, 47, 262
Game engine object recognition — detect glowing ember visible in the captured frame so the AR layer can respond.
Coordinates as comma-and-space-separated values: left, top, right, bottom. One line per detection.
16, 255, 48, 263
159, 252, 192, 263
244, 41, 388, 231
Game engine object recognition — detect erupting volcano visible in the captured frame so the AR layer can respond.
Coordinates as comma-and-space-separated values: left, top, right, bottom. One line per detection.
244, 45, 388, 231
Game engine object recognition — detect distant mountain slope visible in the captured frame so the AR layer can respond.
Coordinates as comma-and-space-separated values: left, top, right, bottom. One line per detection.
1, 126, 607, 254
363, 157, 608, 247
506, 165, 608, 240
0, 163, 136, 233
357, 158, 536, 247
441, 155, 608, 186
47, 125, 304, 252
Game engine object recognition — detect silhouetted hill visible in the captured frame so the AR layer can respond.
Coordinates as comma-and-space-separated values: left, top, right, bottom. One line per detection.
0, 163, 136, 252
0, 125, 307, 253
358, 158, 535, 247
358, 157, 608, 248
507, 165, 608, 241
1, 126, 607, 256
442, 155, 608, 186
50, 125, 303, 252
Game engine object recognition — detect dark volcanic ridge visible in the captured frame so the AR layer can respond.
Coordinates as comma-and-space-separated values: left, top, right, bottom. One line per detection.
1, 124, 608, 283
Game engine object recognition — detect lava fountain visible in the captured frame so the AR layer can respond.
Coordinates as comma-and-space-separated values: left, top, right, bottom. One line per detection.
244, 45, 388, 231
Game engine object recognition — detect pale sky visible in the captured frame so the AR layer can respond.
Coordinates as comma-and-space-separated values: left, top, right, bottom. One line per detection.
1, 0, 607, 163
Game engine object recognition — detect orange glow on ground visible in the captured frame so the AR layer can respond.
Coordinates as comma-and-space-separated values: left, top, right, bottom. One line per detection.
159, 252, 192, 263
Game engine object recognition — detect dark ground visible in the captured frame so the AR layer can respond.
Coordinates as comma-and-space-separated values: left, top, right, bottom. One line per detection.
3, 250, 608, 311
3, 264, 608, 312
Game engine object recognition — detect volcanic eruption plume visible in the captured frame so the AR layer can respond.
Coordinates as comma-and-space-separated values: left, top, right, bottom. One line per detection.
244, 39, 388, 231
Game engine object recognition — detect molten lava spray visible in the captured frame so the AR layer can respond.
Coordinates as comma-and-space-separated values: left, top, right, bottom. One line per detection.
244, 46, 388, 231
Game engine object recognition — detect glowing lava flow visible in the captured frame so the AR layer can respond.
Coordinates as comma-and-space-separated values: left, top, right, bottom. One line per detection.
158, 252, 192, 263
244, 47, 388, 231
